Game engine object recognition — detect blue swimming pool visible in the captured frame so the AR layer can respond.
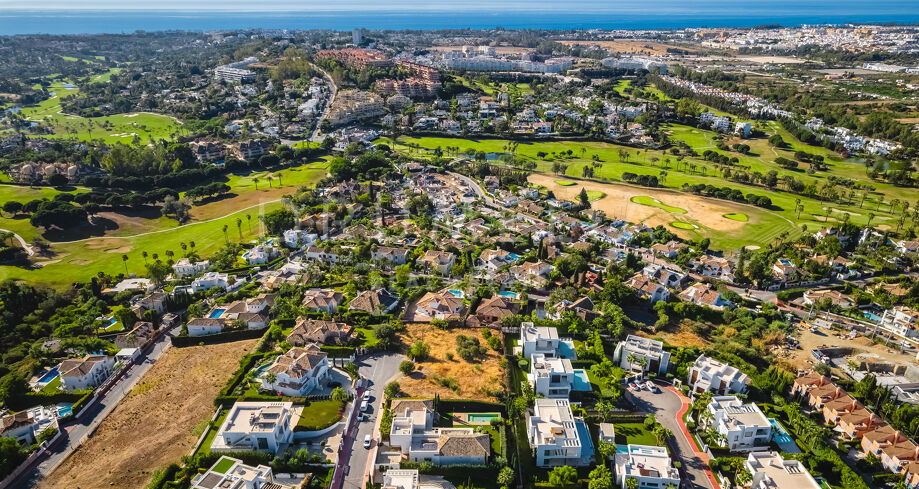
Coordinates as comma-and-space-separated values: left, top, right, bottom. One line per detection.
209, 308, 226, 319
576, 421, 594, 460
863, 312, 882, 322
448, 289, 464, 298
56, 403, 74, 417
769, 418, 801, 453
497, 291, 518, 299
558, 339, 577, 359
507, 253, 521, 261
37, 368, 59, 383
572, 369, 591, 391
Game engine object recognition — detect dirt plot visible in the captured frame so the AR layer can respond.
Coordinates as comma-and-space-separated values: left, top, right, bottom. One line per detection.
780, 325, 915, 371
38, 339, 257, 489
397, 323, 505, 401
557, 39, 702, 55
529, 173, 748, 233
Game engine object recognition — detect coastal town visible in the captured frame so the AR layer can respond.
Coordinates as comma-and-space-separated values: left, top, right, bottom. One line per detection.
2, 21, 919, 489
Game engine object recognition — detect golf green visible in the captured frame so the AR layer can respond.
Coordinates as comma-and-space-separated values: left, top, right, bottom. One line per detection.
670, 221, 698, 230
723, 213, 749, 222
631, 196, 687, 213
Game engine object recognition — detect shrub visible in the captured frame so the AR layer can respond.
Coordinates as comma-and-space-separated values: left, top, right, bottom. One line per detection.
409, 340, 431, 361
384, 381, 401, 399
400, 360, 415, 376
456, 335, 487, 361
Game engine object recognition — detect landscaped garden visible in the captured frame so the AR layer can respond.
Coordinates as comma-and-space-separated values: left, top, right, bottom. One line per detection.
294, 400, 345, 432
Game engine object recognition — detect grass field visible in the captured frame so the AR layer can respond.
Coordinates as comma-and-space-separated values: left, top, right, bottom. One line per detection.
585, 190, 606, 201
723, 213, 749, 222
295, 400, 344, 431
630, 195, 687, 213
614, 422, 658, 446
670, 221, 698, 230
555, 180, 576, 186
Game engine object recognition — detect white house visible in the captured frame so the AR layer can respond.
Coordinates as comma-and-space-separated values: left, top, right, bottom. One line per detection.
381, 470, 419, 489
419, 250, 456, 275
527, 399, 588, 467
520, 322, 561, 358
191, 271, 231, 292
187, 294, 274, 336
624, 273, 670, 303
614, 445, 681, 489
172, 258, 210, 277
192, 456, 292, 489
283, 229, 318, 248
59, 355, 115, 391
880, 306, 919, 338
613, 335, 671, 375
211, 402, 299, 454
706, 396, 772, 452
745, 451, 821, 489
0, 406, 58, 446
688, 355, 749, 396
260, 344, 330, 396
414, 290, 466, 321
372, 246, 409, 266
528, 353, 574, 398
389, 399, 490, 465
244, 244, 280, 265
678, 282, 732, 310
305, 247, 341, 264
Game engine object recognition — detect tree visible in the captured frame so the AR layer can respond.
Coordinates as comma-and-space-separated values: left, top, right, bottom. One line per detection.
497, 467, 515, 486
400, 360, 415, 376
222, 224, 229, 244
236, 217, 243, 240
587, 464, 612, 489
384, 381, 401, 399
121, 254, 129, 274
625, 478, 639, 489
2, 201, 22, 216
548, 466, 577, 488
331, 386, 346, 401
146, 260, 171, 287
578, 187, 590, 208
260, 208, 295, 236
409, 340, 431, 361
597, 440, 615, 466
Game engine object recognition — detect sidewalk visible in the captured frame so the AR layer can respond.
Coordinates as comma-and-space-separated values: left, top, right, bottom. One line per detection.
668, 386, 722, 489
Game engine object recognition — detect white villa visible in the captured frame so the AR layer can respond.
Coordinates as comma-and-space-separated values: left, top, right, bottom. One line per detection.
191, 271, 231, 292
187, 294, 274, 336
745, 451, 821, 489
59, 355, 115, 391
192, 456, 293, 489
260, 344, 330, 396
614, 445, 681, 489
244, 244, 280, 265
520, 322, 561, 358
381, 470, 420, 489
613, 335, 671, 376
528, 353, 574, 399
389, 399, 490, 465
706, 396, 772, 452
527, 399, 588, 467
172, 258, 210, 277
0, 406, 59, 446
211, 402, 299, 454
880, 306, 919, 338
688, 355, 749, 397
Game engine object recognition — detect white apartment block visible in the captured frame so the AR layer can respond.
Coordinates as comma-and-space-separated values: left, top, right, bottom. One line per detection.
389, 399, 490, 465
614, 445, 681, 489
527, 399, 587, 467
706, 396, 772, 452
613, 335, 671, 375
745, 451, 821, 489
688, 355, 749, 396
192, 456, 293, 489
520, 322, 561, 358
880, 306, 919, 338
528, 353, 574, 398
211, 402, 299, 454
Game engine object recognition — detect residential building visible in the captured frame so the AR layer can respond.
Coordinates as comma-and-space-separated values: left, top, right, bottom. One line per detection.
520, 322, 561, 358
745, 451, 821, 489
288, 318, 352, 346
882, 439, 919, 474
692, 255, 735, 282
838, 409, 884, 440
624, 273, 670, 303
527, 399, 588, 467
388, 399, 490, 465
381, 470, 419, 489
822, 394, 863, 425
614, 335, 670, 375
688, 355, 749, 396
301, 289, 345, 313
614, 444, 681, 489
880, 306, 919, 338
802, 289, 855, 309
304, 247, 341, 264
59, 355, 115, 391
706, 396, 771, 452
211, 402, 299, 454
131, 292, 167, 318
172, 258, 210, 277
528, 353, 574, 398
419, 250, 456, 275
349, 288, 399, 314
191, 271, 230, 292
190, 141, 225, 162
372, 247, 409, 266
414, 290, 466, 321
326, 90, 385, 126
475, 295, 521, 324
188, 294, 274, 335
896, 240, 919, 254
678, 282, 732, 310
243, 244, 280, 265
192, 456, 291, 489
115, 321, 156, 349
772, 259, 798, 282
862, 424, 907, 458
0, 407, 58, 446
260, 345, 330, 396
509, 261, 554, 287
791, 372, 833, 397
230, 140, 272, 160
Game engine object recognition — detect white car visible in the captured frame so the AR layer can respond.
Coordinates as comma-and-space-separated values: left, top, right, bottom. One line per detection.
360, 400, 369, 412
363, 434, 372, 448
363, 391, 371, 402
646, 382, 658, 392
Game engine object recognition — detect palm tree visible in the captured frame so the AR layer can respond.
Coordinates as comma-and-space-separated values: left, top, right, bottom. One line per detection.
867, 212, 876, 228
165, 250, 174, 261
267, 175, 273, 188
236, 218, 243, 239
142, 251, 148, 264
253, 177, 259, 190
189, 240, 195, 251
180, 242, 187, 256
277, 172, 283, 186
246, 214, 252, 233
222, 224, 229, 244
121, 254, 129, 274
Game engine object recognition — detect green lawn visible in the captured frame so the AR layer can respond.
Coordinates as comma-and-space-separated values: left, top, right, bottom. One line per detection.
39, 376, 62, 394
355, 327, 380, 348
295, 400, 345, 431
670, 221, 698, 230
585, 190, 606, 201
630, 196, 687, 213
211, 456, 236, 474
723, 213, 749, 222
614, 422, 658, 446
555, 180, 576, 186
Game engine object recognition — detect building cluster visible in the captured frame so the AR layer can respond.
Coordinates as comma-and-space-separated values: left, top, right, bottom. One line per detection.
327, 90, 386, 126
375, 61, 442, 99
441, 46, 574, 73
214, 56, 259, 83
804, 117, 900, 155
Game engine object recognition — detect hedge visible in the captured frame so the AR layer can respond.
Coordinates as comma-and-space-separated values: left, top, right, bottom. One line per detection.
6, 390, 88, 410
321, 346, 356, 358
71, 390, 96, 415
216, 351, 278, 400
437, 399, 506, 415
171, 327, 267, 347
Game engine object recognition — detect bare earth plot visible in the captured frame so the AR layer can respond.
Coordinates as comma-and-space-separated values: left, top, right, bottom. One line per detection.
397, 323, 505, 401
38, 339, 257, 489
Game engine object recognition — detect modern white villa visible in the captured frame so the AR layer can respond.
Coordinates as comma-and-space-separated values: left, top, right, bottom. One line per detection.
745, 451, 821, 489
192, 456, 293, 489
614, 445, 681, 489
705, 396, 772, 452
688, 355, 749, 396
388, 399, 490, 465
260, 344, 330, 396
211, 402, 299, 454
527, 353, 574, 399
527, 399, 589, 467
613, 335, 671, 376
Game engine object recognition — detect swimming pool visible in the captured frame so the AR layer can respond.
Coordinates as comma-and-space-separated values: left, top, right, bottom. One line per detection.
37, 368, 59, 383
497, 291, 518, 299
448, 289, 464, 298
56, 402, 74, 417
575, 421, 594, 460
558, 339, 577, 359
209, 308, 226, 319
863, 312, 882, 322
769, 418, 801, 453
572, 369, 592, 391
507, 253, 521, 261
467, 413, 500, 423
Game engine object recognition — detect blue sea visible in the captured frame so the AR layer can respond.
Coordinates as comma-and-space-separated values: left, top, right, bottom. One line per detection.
2, 1, 919, 34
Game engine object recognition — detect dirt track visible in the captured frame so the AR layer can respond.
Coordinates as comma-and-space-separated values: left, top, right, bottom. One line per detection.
38, 339, 256, 489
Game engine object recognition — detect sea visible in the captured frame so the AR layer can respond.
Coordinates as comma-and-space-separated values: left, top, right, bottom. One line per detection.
2, 2, 919, 34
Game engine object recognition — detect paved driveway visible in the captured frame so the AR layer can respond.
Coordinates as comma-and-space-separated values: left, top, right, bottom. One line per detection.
339, 352, 404, 489
626, 384, 717, 489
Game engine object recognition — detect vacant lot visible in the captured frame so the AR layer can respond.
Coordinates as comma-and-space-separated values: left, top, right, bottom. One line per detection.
397, 323, 505, 401
38, 339, 257, 489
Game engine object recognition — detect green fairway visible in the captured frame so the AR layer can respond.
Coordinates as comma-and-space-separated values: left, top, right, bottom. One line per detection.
631, 196, 687, 213
555, 180, 576, 186
670, 221, 698, 230
723, 213, 749, 222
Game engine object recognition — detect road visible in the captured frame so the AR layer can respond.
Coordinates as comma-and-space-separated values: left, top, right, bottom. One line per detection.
0, 228, 34, 255
340, 352, 404, 489
12, 323, 181, 489
309, 63, 337, 142
627, 384, 717, 489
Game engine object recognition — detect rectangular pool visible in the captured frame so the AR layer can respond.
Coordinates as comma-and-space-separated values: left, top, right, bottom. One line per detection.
208, 308, 226, 319
37, 368, 59, 383
497, 291, 518, 299
769, 418, 801, 454
466, 413, 500, 423
572, 369, 592, 391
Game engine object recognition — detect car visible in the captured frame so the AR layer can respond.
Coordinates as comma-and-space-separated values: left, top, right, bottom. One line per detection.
360, 400, 369, 412
628, 383, 638, 391
363, 434, 372, 448
646, 382, 658, 392
363, 391, 371, 402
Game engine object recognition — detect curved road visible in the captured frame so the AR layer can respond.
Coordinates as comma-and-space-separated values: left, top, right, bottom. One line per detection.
0, 228, 34, 255
627, 384, 718, 489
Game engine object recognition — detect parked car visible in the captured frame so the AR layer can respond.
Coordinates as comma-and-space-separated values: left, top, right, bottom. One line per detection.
363, 434, 372, 448
646, 382, 658, 392
360, 400, 369, 412
628, 383, 639, 391
363, 391, 371, 402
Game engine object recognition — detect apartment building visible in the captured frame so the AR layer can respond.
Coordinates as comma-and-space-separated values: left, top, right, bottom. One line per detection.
211, 402, 298, 454
614, 444, 681, 489
230, 139, 272, 160
327, 90, 386, 126
528, 353, 574, 399
880, 306, 919, 338
745, 451, 821, 489
527, 399, 588, 467
706, 396, 771, 452
613, 335, 671, 375
687, 355, 749, 396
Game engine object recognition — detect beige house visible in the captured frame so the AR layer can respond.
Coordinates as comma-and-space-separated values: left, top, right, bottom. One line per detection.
288, 318, 353, 345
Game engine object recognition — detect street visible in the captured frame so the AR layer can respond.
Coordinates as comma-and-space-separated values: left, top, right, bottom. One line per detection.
626, 384, 717, 489
340, 352, 404, 489
12, 323, 180, 489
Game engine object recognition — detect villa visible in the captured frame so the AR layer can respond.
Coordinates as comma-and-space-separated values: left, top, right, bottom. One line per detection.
349, 288, 399, 315
260, 344, 330, 396
705, 396, 771, 452
211, 402, 299, 454
131, 292, 167, 318
381, 470, 419, 489
59, 354, 115, 391
388, 399, 490, 465
613, 335, 671, 375
418, 250, 456, 275
745, 451, 821, 489
474, 295, 521, 324
187, 294, 274, 336
520, 322, 563, 358
243, 244, 280, 265
1, 406, 59, 446
172, 258, 210, 277
509, 261, 554, 287
624, 273, 670, 303
301, 289, 345, 313
687, 355, 749, 397
880, 306, 919, 338
191, 271, 231, 292
527, 399, 589, 467
287, 318, 353, 345
192, 456, 292, 489
372, 246, 409, 266
413, 289, 466, 321
614, 445, 681, 489
678, 282, 732, 310
528, 353, 574, 398
115, 321, 155, 349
